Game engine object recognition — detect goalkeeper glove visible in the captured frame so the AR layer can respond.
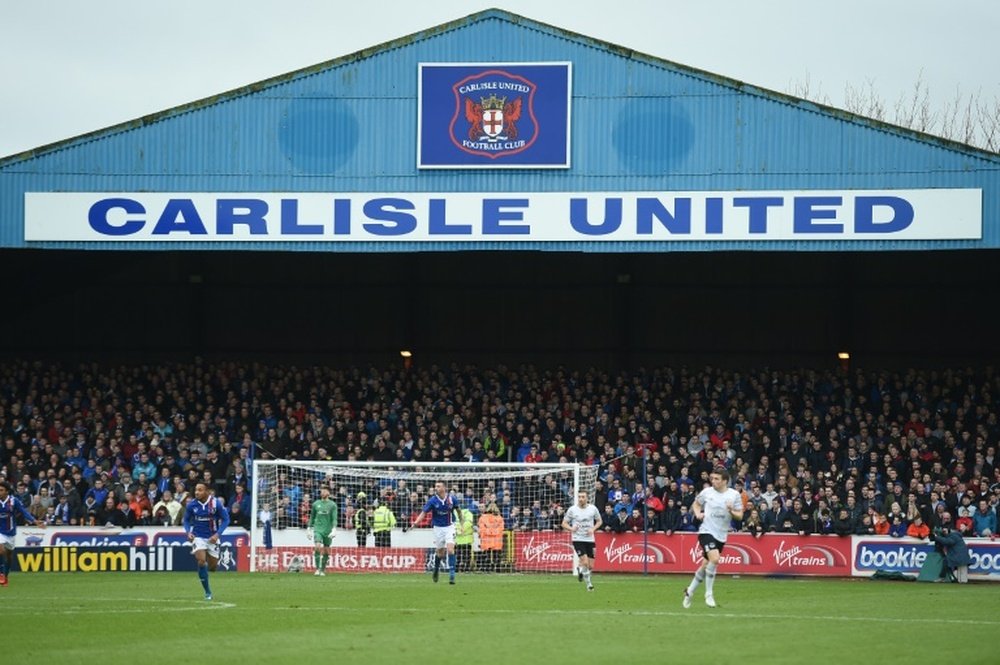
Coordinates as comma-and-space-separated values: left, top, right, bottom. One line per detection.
305, 530, 314, 542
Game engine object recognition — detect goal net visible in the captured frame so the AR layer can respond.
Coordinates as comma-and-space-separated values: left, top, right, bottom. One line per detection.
250, 460, 599, 574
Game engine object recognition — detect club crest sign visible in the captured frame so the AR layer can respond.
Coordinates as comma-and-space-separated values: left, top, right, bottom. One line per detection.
419, 62, 571, 169
454, 72, 534, 158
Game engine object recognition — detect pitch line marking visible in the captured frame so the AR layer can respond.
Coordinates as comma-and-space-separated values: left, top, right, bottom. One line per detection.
14, 597, 236, 615
266, 605, 1000, 626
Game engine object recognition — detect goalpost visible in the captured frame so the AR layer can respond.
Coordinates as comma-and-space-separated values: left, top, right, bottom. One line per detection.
250, 460, 599, 574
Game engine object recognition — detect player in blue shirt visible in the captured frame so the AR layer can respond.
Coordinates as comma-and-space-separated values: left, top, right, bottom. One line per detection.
0, 481, 45, 587
410, 480, 460, 584
183, 482, 230, 600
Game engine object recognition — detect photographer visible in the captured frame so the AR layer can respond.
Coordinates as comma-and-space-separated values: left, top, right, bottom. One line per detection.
930, 512, 971, 583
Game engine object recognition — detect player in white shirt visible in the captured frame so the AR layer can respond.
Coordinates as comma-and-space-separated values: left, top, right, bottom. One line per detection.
683, 467, 743, 608
562, 490, 603, 591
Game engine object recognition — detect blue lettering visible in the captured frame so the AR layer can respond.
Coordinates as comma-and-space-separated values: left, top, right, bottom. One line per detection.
733, 197, 783, 234
705, 198, 724, 234
855, 196, 913, 233
151, 199, 208, 235
280, 199, 323, 235
482, 199, 529, 235
636, 198, 690, 234
794, 197, 843, 233
569, 198, 622, 235
362, 198, 416, 236
333, 199, 351, 235
428, 199, 471, 235
88, 198, 145, 236
217, 199, 268, 235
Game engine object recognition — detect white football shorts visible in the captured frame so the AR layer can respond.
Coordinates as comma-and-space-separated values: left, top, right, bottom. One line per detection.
191, 537, 221, 559
432, 525, 456, 549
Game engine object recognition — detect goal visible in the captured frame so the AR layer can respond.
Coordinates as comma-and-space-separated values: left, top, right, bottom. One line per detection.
250, 460, 599, 574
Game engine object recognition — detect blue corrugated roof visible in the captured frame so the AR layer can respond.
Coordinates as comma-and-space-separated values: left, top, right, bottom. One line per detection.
2, 8, 998, 252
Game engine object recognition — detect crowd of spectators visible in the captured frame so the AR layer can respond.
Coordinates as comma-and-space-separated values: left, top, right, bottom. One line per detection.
2, 359, 999, 542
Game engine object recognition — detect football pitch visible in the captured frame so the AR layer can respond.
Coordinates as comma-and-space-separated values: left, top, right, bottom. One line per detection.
6, 572, 998, 664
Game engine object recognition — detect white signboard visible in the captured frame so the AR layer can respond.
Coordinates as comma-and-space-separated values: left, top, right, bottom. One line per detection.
24, 189, 982, 242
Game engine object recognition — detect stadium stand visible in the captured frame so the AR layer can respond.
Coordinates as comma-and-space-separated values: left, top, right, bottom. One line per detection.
1, 360, 998, 537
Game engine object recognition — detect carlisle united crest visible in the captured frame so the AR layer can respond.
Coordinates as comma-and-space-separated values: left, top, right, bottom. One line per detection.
418, 62, 570, 168
449, 70, 538, 159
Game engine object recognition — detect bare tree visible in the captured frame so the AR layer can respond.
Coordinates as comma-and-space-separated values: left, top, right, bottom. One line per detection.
789, 72, 1000, 154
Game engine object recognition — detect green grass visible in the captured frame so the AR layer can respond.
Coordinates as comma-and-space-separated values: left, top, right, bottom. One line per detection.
5, 572, 999, 664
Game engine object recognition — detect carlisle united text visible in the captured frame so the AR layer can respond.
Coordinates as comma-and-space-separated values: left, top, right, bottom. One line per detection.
457, 81, 531, 94
80, 193, 918, 240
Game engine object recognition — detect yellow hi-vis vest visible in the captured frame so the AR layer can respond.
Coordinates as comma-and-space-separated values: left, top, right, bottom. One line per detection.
455, 508, 475, 545
372, 505, 397, 533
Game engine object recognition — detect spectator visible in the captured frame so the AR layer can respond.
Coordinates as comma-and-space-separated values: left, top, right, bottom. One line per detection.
113, 473, 140, 505
955, 494, 975, 524
972, 500, 996, 537
84, 479, 109, 509
764, 498, 788, 532
131, 488, 152, 520
659, 498, 681, 534
624, 507, 644, 532
230, 483, 251, 518
742, 507, 765, 539
108, 499, 136, 528
152, 505, 173, 527
132, 453, 157, 485
776, 516, 797, 534
28, 494, 48, 522
96, 495, 118, 526
81, 492, 100, 520
815, 508, 835, 535
229, 500, 251, 530
832, 508, 854, 536
677, 505, 697, 532
644, 508, 659, 533
888, 514, 908, 538
873, 512, 890, 535
482, 425, 507, 462
606, 505, 629, 533
53, 494, 74, 525
515, 437, 533, 463
955, 510, 974, 536
598, 504, 616, 532
152, 490, 182, 526
907, 514, 930, 539
885, 501, 907, 526
855, 513, 876, 535
506, 506, 527, 531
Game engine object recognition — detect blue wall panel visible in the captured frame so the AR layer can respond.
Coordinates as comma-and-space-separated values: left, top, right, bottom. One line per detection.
1, 10, 998, 251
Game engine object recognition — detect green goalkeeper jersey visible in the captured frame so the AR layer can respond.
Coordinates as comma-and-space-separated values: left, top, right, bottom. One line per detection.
309, 498, 339, 535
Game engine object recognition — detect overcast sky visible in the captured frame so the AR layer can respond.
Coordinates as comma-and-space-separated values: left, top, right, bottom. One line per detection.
2, 0, 997, 158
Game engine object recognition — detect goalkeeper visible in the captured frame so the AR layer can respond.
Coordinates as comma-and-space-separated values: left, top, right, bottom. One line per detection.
308, 486, 339, 576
